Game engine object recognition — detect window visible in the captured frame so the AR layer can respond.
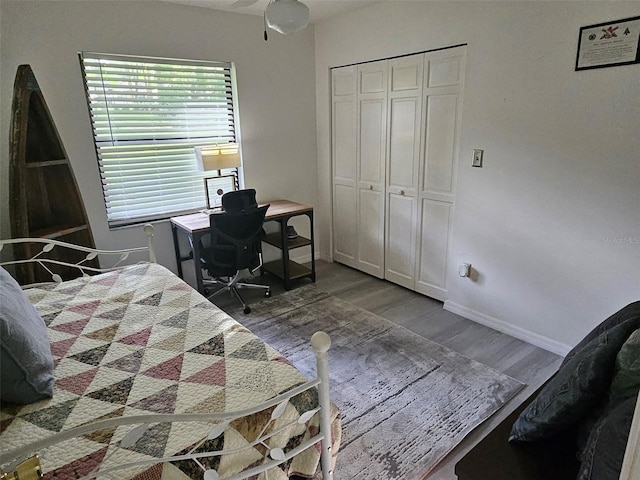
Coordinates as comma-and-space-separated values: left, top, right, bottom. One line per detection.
79, 52, 240, 227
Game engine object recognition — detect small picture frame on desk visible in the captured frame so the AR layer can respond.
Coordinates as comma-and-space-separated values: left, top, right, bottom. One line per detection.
204, 175, 236, 209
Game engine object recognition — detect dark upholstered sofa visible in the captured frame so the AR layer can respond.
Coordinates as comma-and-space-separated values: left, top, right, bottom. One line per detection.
455, 301, 640, 480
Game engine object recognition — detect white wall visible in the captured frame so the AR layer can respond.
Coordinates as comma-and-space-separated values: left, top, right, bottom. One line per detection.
2, 0, 638, 353
315, 1, 640, 353
0, 0, 317, 279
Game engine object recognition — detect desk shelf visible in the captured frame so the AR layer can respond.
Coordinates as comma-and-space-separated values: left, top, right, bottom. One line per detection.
261, 205, 315, 290
263, 260, 312, 281
263, 232, 312, 250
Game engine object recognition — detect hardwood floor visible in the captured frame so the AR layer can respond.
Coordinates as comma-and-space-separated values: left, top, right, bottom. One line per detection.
210, 260, 563, 479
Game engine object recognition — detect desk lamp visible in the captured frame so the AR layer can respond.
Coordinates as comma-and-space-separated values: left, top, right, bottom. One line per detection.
194, 144, 241, 209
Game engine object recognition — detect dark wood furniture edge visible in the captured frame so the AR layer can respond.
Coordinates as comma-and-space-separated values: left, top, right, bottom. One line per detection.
454, 382, 580, 480
9, 65, 98, 284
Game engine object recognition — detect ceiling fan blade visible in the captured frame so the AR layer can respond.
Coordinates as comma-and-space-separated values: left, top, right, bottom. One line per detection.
231, 0, 259, 7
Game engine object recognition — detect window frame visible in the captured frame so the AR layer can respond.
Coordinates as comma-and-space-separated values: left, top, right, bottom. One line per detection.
79, 52, 243, 228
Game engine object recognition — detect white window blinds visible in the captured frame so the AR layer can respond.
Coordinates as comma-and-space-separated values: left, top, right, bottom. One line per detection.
79, 52, 238, 227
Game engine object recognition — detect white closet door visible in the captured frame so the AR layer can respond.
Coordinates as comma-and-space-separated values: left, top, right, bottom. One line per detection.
416, 46, 466, 300
356, 60, 387, 278
385, 54, 424, 288
332, 66, 358, 267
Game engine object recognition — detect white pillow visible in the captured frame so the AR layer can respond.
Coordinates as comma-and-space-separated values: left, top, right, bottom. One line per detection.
0, 267, 54, 404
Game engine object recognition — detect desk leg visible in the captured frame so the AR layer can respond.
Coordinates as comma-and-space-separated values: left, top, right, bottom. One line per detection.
307, 211, 316, 282
192, 232, 205, 295
171, 223, 184, 279
280, 218, 292, 290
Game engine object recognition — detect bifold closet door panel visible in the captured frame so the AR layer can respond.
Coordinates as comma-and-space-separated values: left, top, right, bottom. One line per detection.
422, 94, 459, 199
333, 183, 357, 265
357, 187, 385, 276
386, 192, 417, 287
385, 54, 423, 288
416, 46, 466, 300
416, 198, 452, 300
356, 61, 387, 278
332, 66, 358, 267
357, 97, 385, 276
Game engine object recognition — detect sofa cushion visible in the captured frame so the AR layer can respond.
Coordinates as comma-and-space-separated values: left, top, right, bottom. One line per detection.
563, 301, 640, 366
509, 320, 636, 442
575, 328, 640, 459
577, 394, 637, 480
576, 328, 640, 479
609, 328, 640, 405
0, 267, 54, 404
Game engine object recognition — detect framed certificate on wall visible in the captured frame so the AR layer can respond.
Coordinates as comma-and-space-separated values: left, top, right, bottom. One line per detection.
576, 16, 640, 70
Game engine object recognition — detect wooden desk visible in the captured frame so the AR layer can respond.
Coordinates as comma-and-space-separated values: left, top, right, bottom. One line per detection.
170, 200, 315, 294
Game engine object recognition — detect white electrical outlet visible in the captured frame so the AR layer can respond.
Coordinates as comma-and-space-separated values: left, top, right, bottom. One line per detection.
459, 263, 471, 277
472, 149, 483, 167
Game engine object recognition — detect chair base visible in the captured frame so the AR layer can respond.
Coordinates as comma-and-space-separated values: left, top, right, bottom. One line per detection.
204, 271, 270, 314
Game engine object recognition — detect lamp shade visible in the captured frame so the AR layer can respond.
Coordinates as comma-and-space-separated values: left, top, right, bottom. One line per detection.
265, 0, 310, 35
195, 144, 241, 171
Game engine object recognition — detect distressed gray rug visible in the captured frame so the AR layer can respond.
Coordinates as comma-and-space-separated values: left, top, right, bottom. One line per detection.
226, 285, 524, 479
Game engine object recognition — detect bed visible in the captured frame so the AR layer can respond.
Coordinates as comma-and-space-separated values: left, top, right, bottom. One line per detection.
0, 227, 340, 480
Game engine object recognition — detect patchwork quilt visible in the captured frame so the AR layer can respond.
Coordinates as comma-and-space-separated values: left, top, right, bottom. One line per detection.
0, 264, 339, 479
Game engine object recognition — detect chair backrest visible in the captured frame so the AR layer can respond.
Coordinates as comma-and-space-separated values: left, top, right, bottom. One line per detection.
200, 204, 269, 276
222, 189, 258, 213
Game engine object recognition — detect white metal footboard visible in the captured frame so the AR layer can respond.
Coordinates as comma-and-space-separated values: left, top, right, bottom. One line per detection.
0, 332, 335, 480
0, 224, 156, 286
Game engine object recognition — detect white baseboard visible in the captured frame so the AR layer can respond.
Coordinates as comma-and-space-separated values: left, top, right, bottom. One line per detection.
318, 252, 332, 263
443, 300, 571, 357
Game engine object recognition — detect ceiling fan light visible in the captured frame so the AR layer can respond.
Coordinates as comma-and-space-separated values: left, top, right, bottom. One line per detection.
265, 0, 310, 35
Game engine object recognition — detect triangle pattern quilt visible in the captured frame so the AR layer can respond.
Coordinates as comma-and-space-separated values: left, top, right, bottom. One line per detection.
0, 264, 331, 479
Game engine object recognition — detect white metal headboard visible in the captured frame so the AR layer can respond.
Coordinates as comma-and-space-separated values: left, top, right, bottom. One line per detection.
0, 224, 156, 286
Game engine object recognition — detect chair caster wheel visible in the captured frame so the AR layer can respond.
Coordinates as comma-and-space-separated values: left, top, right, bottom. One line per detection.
243, 306, 251, 314
265, 289, 271, 297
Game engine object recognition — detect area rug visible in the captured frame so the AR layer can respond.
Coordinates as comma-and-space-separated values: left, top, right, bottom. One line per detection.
225, 285, 524, 479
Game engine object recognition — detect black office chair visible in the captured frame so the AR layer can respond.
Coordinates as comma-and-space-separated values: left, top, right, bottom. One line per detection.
200, 196, 270, 314
222, 188, 258, 213
188, 189, 259, 254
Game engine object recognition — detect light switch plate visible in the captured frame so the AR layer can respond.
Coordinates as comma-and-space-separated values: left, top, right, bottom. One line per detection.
472, 149, 483, 167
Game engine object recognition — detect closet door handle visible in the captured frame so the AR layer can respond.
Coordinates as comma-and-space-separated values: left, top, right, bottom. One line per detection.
368, 184, 373, 190
400, 190, 405, 196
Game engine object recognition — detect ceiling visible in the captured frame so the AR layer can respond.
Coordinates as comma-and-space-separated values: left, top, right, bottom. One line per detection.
160, 0, 380, 23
